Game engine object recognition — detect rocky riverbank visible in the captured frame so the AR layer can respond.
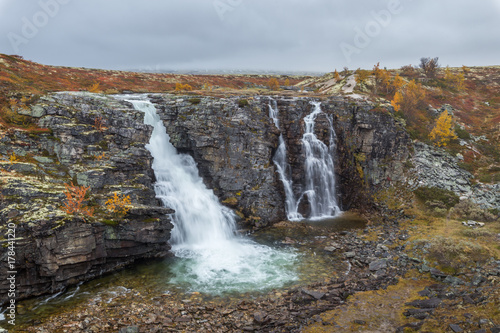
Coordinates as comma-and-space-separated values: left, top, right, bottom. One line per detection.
12, 220, 499, 333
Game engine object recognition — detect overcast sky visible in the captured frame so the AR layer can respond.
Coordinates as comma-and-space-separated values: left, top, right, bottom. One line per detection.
0, 0, 499, 73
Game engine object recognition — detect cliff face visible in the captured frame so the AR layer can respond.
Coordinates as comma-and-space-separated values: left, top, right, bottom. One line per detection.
151, 95, 411, 219
0, 92, 173, 304
271, 97, 410, 212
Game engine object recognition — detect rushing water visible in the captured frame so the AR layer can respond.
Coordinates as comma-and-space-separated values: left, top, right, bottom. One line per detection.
268, 100, 302, 221
126, 96, 298, 294
269, 100, 341, 220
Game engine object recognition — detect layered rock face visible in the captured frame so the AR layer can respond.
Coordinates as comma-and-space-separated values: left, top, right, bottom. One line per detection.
150, 95, 411, 217
0, 92, 172, 304
272, 97, 411, 211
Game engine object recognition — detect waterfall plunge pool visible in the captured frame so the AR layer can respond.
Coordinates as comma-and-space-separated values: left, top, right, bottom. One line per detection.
0, 95, 366, 329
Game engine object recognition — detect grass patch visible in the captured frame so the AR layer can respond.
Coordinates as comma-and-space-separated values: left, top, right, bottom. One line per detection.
188, 98, 201, 105
414, 186, 459, 210
238, 99, 249, 108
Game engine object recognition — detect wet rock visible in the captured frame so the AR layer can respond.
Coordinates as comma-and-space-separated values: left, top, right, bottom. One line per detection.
253, 311, 267, 323
119, 327, 139, 333
302, 289, 326, 300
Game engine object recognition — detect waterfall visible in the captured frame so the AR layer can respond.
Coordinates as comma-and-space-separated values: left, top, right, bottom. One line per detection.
268, 100, 302, 221
123, 96, 297, 294
270, 100, 340, 220
300, 102, 340, 219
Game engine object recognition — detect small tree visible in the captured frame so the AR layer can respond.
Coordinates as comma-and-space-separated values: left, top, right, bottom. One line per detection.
391, 91, 403, 112
284, 78, 290, 86
391, 80, 426, 122
334, 69, 341, 81
372, 63, 391, 94
105, 192, 131, 217
419, 57, 439, 78
175, 83, 193, 91
267, 78, 280, 90
391, 74, 405, 92
400, 64, 417, 78
444, 66, 465, 91
62, 183, 94, 218
429, 110, 457, 147
88, 82, 101, 93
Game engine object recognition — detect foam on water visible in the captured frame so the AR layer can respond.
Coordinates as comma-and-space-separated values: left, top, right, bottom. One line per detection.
125, 96, 298, 294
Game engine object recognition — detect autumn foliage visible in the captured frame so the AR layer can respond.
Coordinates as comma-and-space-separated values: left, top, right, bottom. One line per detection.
390, 80, 426, 122
62, 183, 94, 218
444, 67, 465, 91
105, 192, 131, 217
429, 110, 457, 147
267, 78, 280, 90
175, 83, 193, 91
334, 69, 341, 81
94, 115, 106, 132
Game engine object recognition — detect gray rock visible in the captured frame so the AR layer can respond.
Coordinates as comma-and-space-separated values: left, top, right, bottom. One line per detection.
406, 298, 441, 309
449, 323, 463, 332
478, 319, 490, 327
345, 251, 356, 258
302, 289, 325, 300
444, 275, 465, 286
369, 259, 388, 271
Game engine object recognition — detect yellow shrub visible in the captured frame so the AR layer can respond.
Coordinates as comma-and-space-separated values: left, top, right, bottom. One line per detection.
105, 192, 131, 217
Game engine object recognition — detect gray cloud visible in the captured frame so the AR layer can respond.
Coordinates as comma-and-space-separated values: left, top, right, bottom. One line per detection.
0, 0, 499, 72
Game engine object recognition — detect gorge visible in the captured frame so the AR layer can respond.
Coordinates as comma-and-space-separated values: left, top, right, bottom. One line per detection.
0, 92, 411, 306
1, 90, 499, 332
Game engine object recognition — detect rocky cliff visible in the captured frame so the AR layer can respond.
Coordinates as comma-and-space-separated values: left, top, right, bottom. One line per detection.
0, 92, 173, 304
150, 94, 411, 218
1, 92, 413, 303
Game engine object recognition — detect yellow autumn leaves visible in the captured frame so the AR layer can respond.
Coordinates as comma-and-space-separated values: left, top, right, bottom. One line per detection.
429, 110, 457, 147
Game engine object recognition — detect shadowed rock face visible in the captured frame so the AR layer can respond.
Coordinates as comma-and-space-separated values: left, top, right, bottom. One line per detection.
0, 92, 411, 303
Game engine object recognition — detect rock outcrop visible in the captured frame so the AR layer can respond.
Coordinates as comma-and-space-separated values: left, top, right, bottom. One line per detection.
411, 142, 500, 211
0, 92, 173, 305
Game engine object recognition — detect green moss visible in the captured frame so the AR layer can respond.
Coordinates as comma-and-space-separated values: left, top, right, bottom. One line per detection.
414, 186, 459, 209
188, 98, 201, 105
98, 140, 108, 150
238, 99, 249, 108
102, 219, 119, 226
454, 125, 471, 140
222, 197, 238, 206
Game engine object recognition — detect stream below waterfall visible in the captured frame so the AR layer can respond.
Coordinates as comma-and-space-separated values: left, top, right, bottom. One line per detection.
3, 213, 365, 330
0, 95, 364, 330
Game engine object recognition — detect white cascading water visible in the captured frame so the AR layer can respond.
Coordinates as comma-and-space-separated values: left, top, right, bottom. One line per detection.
268, 100, 302, 221
269, 100, 341, 220
300, 102, 341, 219
124, 96, 297, 294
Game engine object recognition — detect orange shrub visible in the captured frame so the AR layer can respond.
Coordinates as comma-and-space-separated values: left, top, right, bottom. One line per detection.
61, 183, 94, 218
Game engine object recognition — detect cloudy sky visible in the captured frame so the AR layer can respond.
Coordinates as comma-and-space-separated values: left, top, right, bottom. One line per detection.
0, 0, 499, 73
